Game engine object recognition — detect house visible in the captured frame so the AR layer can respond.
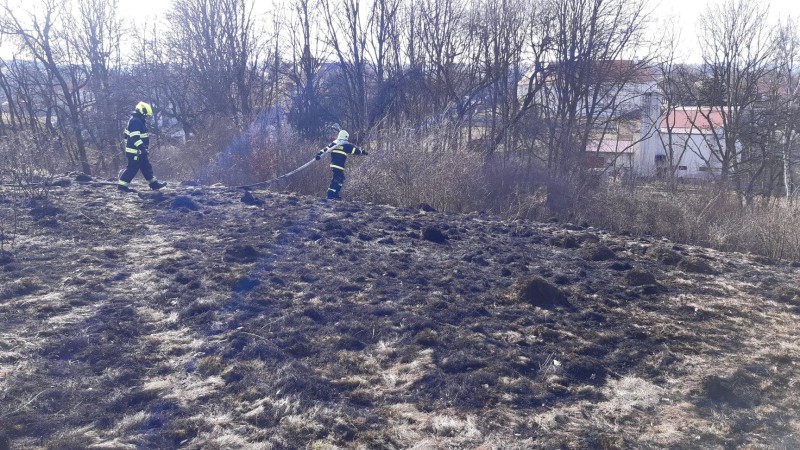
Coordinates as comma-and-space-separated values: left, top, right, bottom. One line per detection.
573, 63, 737, 181
655, 106, 727, 179
577, 61, 662, 179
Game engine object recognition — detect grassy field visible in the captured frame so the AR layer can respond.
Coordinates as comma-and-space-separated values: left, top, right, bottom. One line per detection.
0, 177, 798, 448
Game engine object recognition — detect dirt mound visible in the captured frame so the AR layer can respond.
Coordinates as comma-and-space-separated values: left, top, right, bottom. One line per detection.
241, 190, 264, 206
551, 234, 581, 248
703, 371, 762, 408
0, 277, 42, 300
625, 268, 658, 286
27, 198, 63, 220
0, 250, 12, 265
775, 286, 800, 305
678, 256, 719, 274
422, 226, 448, 243
223, 244, 261, 263
584, 243, 616, 261
510, 275, 571, 309
170, 195, 199, 211
648, 245, 683, 265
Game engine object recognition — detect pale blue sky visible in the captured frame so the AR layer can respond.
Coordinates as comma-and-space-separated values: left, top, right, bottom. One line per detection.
117, 0, 800, 52
3, 0, 800, 61
655, 0, 800, 62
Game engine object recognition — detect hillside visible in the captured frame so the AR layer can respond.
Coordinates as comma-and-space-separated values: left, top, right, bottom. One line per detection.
1, 176, 799, 449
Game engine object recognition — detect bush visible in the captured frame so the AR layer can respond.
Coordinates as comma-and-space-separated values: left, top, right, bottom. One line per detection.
347, 126, 488, 212
0, 132, 57, 200
568, 184, 800, 262
0, 132, 57, 254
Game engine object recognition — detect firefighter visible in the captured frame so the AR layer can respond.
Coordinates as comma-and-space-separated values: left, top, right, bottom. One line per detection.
315, 129, 367, 200
118, 101, 166, 192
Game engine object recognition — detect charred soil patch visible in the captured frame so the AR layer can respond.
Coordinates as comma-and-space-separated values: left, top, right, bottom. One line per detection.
0, 179, 798, 449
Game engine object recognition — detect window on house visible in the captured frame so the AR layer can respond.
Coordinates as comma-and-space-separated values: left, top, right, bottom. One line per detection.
678, 166, 688, 171
698, 166, 709, 172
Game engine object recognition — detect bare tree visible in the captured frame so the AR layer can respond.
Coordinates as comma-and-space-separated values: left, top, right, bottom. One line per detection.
0, 59, 27, 134
471, 0, 536, 158
371, 1, 430, 130
73, 0, 124, 175
416, 0, 488, 151
658, 22, 695, 189
0, 0, 93, 174
127, 17, 204, 154
538, 0, 652, 181
320, 0, 369, 133
363, 0, 404, 133
165, 0, 264, 129
318, 0, 407, 140
690, 0, 776, 200
772, 18, 800, 198
283, 0, 331, 138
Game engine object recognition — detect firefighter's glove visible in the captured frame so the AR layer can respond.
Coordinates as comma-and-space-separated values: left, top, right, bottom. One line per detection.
315, 153, 321, 161
362, 150, 368, 156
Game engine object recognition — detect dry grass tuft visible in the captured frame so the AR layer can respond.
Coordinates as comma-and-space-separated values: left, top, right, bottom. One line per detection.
0, 277, 43, 300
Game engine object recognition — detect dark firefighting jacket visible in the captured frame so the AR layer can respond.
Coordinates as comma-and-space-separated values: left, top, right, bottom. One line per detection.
317, 140, 366, 171
124, 113, 149, 156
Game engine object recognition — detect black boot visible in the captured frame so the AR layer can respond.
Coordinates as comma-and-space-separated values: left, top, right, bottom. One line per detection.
118, 184, 133, 193
149, 180, 166, 190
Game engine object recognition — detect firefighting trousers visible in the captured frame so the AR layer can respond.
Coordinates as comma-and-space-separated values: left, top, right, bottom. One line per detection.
327, 168, 345, 199
119, 151, 155, 184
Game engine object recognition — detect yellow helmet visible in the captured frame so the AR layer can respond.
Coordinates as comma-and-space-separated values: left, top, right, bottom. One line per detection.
135, 101, 153, 116
337, 130, 349, 141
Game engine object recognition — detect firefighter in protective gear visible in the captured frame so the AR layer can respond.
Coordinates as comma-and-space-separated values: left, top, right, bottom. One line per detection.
315, 129, 367, 200
118, 101, 166, 192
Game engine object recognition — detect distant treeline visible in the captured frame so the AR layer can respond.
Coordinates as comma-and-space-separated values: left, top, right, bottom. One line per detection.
0, 0, 798, 204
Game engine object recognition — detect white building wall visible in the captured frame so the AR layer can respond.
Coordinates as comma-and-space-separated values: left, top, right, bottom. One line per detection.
662, 132, 722, 179
634, 91, 663, 177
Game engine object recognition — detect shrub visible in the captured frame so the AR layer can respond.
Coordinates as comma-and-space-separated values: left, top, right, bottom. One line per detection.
158, 125, 317, 189
567, 184, 800, 262
347, 126, 488, 212
127, 118, 800, 262
0, 132, 57, 200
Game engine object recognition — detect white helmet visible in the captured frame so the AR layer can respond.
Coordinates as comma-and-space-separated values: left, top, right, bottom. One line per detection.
337, 130, 349, 141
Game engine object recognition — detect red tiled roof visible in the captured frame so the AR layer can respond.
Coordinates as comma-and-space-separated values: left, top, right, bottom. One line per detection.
662, 107, 725, 131
521, 60, 659, 87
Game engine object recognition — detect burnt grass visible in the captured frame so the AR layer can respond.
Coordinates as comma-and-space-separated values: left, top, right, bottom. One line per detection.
1, 177, 799, 449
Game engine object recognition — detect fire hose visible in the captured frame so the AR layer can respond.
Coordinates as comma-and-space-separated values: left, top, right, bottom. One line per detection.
226, 150, 328, 190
